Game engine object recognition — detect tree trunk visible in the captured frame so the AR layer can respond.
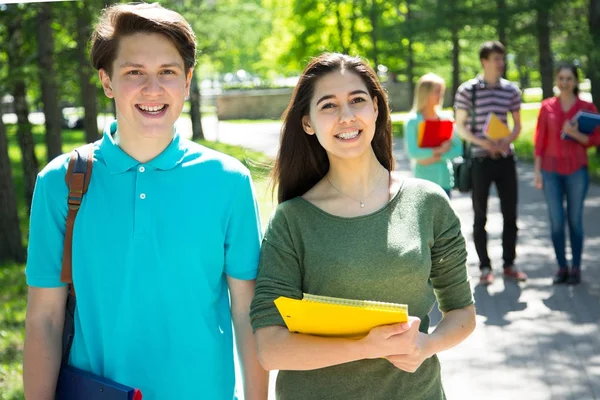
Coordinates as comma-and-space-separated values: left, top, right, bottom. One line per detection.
515, 53, 531, 93
349, 0, 358, 45
38, 3, 63, 162
335, 1, 348, 54
496, 0, 508, 45
190, 72, 204, 141
445, 0, 461, 99
406, 2, 415, 101
537, 5, 554, 99
589, 0, 600, 155
451, 26, 460, 99
497, 0, 508, 77
75, 2, 100, 143
0, 114, 26, 263
8, 14, 39, 212
369, 0, 379, 67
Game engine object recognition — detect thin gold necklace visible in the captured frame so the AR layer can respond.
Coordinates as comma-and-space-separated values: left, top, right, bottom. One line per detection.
326, 168, 386, 208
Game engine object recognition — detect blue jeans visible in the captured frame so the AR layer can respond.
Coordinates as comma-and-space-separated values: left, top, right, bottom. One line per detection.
541, 167, 589, 268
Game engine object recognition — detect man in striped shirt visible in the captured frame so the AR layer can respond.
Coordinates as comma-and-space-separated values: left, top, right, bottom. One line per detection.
454, 41, 528, 285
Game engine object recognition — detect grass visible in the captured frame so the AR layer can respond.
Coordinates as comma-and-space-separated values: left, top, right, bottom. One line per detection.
0, 125, 276, 399
522, 91, 543, 103
0, 263, 27, 400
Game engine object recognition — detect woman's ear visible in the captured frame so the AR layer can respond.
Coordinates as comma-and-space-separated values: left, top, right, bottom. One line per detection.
302, 115, 315, 135
373, 96, 378, 118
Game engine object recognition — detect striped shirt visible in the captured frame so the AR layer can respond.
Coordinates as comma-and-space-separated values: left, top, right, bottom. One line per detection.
454, 76, 522, 157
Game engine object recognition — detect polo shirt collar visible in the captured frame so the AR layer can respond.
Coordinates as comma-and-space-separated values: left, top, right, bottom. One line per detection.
99, 121, 187, 174
476, 75, 502, 89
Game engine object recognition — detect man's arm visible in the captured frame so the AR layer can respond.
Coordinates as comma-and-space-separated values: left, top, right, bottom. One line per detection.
454, 108, 477, 144
227, 276, 269, 400
494, 109, 522, 154
507, 109, 522, 143
454, 109, 498, 154
23, 286, 68, 400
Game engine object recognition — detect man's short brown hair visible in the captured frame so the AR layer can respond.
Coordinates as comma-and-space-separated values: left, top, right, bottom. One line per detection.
479, 41, 506, 60
90, 3, 197, 77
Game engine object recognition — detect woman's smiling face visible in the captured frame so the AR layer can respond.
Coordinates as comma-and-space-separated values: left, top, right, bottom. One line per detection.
302, 69, 379, 162
556, 67, 577, 95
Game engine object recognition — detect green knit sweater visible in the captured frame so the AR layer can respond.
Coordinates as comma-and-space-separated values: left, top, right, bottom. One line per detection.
250, 178, 474, 400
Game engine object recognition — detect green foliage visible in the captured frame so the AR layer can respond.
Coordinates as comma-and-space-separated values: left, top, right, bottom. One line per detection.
164, 0, 275, 79
3, 0, 596, 112
248, 0, 596, 92
392, 120, 405, 138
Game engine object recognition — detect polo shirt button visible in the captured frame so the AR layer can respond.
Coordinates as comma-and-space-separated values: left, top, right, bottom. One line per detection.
140, 193, 146, 200
139, 166, 145, 173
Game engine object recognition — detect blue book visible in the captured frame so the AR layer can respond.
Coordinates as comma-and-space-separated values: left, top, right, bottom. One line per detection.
561, 110, 600, 140
55, 365, 143, 400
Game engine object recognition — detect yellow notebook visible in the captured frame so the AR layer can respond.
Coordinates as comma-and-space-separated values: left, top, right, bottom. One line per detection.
483, 113, 511, 140
274, 293, 409, 338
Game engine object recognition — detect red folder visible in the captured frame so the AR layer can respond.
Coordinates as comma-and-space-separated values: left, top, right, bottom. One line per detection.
417, 120, 453, 148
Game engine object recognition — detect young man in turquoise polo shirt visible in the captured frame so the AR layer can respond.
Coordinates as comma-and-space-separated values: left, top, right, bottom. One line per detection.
22, 4, 268, 399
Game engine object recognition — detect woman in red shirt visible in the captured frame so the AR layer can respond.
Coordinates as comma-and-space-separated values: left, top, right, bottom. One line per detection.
534, 63, 600, 285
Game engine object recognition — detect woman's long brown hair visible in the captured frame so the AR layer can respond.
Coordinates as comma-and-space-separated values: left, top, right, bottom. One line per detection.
273, 53, 394, 204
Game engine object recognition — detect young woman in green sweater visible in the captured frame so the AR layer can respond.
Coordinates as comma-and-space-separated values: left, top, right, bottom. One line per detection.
250, 53, 476, 400
404, 73, 463, 196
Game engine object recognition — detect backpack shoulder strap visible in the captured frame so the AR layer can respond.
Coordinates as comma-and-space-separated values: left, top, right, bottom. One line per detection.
458, 81, 478, 158
61, 144, 94, 297
471, 82, 477, 132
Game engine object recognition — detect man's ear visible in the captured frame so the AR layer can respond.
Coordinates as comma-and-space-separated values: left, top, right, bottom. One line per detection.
99, 69, 114, 99
302, 115, 315, 135
185, 68, 194, 98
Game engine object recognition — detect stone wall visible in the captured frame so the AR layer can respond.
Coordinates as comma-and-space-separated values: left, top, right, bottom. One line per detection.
217, 88, 293, 120
215, 82, 455, 120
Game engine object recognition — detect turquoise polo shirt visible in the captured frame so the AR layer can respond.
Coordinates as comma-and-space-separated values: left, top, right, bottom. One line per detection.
26, 124, 262, 399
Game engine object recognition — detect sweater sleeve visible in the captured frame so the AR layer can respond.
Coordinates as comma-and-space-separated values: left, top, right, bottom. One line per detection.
534, 103, 549, 157
428, 190, 473, 313
250, 206, 304, 331
441, 128, 463, 161
404, 115, 434, 160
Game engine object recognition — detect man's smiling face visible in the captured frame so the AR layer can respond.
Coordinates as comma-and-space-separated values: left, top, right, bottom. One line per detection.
99, 32, 192, 140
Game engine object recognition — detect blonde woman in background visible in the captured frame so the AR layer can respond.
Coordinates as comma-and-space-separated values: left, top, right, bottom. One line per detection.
404, 73, 462, 196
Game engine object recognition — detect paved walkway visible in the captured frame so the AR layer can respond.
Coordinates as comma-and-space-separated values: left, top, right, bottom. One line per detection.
206, 117, 600, 400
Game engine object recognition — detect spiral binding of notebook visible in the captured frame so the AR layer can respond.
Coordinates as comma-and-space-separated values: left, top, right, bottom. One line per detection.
302, 293, 408, 312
